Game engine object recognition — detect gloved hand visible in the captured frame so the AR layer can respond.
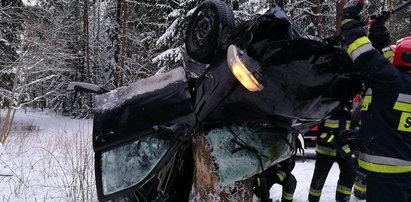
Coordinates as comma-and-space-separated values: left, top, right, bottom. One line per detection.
343, 0, 364, 21
370, 10, 391, 28
339, 129, 359, 151
369, 11, 392, 50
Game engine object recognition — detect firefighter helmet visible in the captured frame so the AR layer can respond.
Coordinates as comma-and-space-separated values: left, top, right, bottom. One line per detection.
390, 36, 411, 68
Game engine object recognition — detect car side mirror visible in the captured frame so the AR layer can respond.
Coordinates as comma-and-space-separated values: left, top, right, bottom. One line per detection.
67, 82, 108, 105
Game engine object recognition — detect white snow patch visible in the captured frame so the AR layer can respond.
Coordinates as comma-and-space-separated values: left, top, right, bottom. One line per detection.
0, 109, 96, 201
152, 47, 182, 64
156, 18, 179, 46
168, 9, 183, 18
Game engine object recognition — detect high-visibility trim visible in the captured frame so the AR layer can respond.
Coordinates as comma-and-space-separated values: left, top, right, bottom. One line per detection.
359, 153, 411, 173
393, 93, 411, 112
383, 50, 394, 59
398, 112, 411, 132
282, 191, 294, 201
256, 178, 261, 186
324, 119, 339, 129
360, 153, 411, 166
347, 37, 374, 61
309, 188, 322, 197
394, 102, 411, 112
336, 184, 352, 195
353, 183, 367, 193
316, 145, 337, 156
382, 47, 394, 59
347, 37, 372, 55
342, 144, 351, 153
327, 135, 335, 143
342, 19, 354, 25
361, 95, 372, 111
382, 47, 391, 52
365, 88, 372, 96
361, 89, 373, 111
277, 171, 286, 182
345, 121, 351, 130
394, 94, 411, 132
320, 133, 328, 139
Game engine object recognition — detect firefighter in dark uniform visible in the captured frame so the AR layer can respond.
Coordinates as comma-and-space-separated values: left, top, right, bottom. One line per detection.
253, 157, 297, 202
350, 98, 367, 200
342, 1, 411, 201
351, 7, 397, 200
307, 107, 355, 202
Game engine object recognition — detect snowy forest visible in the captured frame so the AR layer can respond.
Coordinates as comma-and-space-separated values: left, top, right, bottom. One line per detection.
1, 0, 410, 129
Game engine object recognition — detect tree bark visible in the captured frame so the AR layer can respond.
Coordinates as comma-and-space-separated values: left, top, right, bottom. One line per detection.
84, 0, 90, 82
189, 133, 254, 201
336, 0, 345, 35
118, 0, 128, 86
115, 0, 128, 87
0, 48, 26, 144
315, 0, 322, 38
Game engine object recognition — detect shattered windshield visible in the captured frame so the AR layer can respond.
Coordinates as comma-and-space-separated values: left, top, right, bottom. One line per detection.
101, 136, 171, 195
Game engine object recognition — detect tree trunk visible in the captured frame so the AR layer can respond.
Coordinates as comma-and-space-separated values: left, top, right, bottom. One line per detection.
336, 0, 345, 35
315, 0, 322, 38
189, 134, 254, 201
0, 49, 25, 144
114, 0, 121, 87
84, 0, 90, 82
115, 0, 127, 87
93, 0, 101, 84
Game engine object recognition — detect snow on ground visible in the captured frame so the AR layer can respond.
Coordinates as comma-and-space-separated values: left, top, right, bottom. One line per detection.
0, 109, 95, 202
0, 109, 366, 202
270, 150, 365, 202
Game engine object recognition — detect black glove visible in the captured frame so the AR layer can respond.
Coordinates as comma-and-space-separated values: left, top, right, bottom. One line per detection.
339, 129, 359, 151
370, 11, 391, 28
369, 11, 392, 50
343, 0, 364, 21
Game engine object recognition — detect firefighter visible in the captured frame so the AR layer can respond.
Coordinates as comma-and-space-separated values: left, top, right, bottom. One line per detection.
349, 96, 367, 200
307, 106, 355, 202
253, 157, 297, 202
341, 1, 411, 201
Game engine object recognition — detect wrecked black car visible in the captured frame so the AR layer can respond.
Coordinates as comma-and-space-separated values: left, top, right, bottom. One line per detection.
89, 0, 362, 201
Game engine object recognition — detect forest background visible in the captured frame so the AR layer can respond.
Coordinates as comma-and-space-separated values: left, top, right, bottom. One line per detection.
0, 0, 410, 141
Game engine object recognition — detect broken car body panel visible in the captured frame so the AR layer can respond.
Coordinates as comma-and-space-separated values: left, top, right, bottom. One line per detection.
92, 2, 362, 202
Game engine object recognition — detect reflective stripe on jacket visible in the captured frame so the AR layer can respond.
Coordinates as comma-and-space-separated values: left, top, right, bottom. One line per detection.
358, 153, 411, 173
343, 28, 411, 176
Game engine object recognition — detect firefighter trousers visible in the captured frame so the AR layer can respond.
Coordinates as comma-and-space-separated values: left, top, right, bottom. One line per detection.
308, 152, 355, 202
254, 169, 297, 202
353, 165, 367, 200
367, 175, 411, 202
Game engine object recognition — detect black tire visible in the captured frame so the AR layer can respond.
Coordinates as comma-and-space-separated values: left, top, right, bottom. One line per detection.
185, 0, 235, 64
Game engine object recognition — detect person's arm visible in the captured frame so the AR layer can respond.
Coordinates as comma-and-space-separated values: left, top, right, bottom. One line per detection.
341, 1, 401, 92
368, 11, 395, 60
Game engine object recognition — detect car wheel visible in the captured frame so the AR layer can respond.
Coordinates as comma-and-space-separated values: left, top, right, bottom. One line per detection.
185, 0, 235, 64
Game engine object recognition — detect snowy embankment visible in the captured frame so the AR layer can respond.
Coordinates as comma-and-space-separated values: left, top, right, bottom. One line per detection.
0, 109, 365, 202
0, 109, 95, 202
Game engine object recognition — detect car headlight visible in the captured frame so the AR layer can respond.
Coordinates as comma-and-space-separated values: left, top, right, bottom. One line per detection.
227, 45, 264, 92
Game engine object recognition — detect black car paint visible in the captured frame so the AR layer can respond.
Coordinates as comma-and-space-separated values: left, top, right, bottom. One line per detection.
92, 3, 362, 202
